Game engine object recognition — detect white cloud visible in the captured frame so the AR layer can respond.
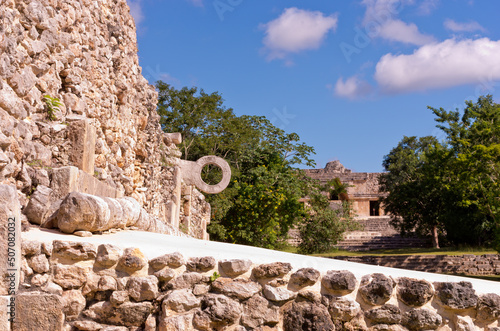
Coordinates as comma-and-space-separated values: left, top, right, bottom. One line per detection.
361, 0, 406, 25
374, 38, 500, 93
334, 76, 372, 99
379, 19, 435, 45
361, 0, 434, 45
444, 19, 486, 33
417, 0, 439, 15
128, 0, 144, 26
261, 8, 338, 61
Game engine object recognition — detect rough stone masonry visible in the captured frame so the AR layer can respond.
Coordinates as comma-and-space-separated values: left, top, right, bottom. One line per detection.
0, 0, 211, 238
1, 0, 500, 330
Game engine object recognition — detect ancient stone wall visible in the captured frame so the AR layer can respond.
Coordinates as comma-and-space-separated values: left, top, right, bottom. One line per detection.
4, 238, 499, 330
0, 0, 210, 237
333, 254, 500, 276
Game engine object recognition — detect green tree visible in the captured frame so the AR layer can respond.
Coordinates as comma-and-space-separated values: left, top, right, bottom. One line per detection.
156, 82, 345, 250
381, 96, 500, 249
429, 95, 500, 249
380, 136, 451, 248
298, 179, 358, 254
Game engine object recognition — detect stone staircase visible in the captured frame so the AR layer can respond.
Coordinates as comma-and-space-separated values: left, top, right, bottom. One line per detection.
335, 217, 431, 251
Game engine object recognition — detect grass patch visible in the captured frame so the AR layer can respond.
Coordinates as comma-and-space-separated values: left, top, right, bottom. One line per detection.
315, 246, 498, 257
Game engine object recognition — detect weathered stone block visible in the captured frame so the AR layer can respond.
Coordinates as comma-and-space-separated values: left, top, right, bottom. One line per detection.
13, 292, 64, 331
397, 277, 434, 307
321, 270, 357, 295
127, 276, 159, 302
211, 277, 261, 300
435, 281, 478, 310
283, 301, 334, 331
365, 304, 401, 325
289, 268, 320, 288
52, 240, 97, 261
252, 262, 292, 279
359, 273, 395, 306
403, 308, 442, 331
68, 119, 96, 174
241, 295, 279, 329
328, 296, 361, 322
186, 256, 216, 272
218, 259, 252, 277
0, 185, 21, 296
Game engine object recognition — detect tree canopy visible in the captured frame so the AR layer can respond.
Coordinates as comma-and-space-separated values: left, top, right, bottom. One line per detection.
381, 96, 500, 250
156, 82, 353, 251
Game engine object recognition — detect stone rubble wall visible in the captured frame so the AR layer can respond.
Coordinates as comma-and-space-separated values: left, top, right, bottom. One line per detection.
333, 254, 500, 276
0, 0, 210, 237
4, 238, 499, 330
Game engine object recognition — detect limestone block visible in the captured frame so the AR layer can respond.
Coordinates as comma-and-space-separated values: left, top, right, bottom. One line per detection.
364, 304, 402, 325
68, 119, 96, 174
402, 308, 442, 331
84, 301, 153, 327
283, 301, 334, 331
126, 276, 159, 302
397, 277, 434, 307
289, 268, 320, 288
263, 284, 297, 302
241, 294, 279, 329
193, 294, 242, 330
321, 270, 357, 295
24, 185, 53, 225
0, 185, 21, 296
52, 240, 97, 261
0, 82, 26, 119
186, 256, 216, 272
434, 281, 478, 310
211, 278, 262, 300
359, 273, 395, 306
328, 297, 361, 322
219, 259, 252, 277
252, 262, 292, 279
13, 292, 64, 331
149, 252, 186, 270
162, 289, 201, 313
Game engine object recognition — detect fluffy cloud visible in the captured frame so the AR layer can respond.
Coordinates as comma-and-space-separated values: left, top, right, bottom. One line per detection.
374, 38, 500, 93
361, 0, 434, 45
261, 8, 338, 61
379, 19, 435, 45
444, 19, 486, 32
334, 76, 372, 99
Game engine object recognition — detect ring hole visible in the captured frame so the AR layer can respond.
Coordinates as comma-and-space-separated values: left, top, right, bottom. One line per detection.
201, 163, 223, 186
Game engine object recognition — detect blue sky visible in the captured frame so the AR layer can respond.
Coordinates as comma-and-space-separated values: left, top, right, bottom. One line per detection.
127, 0, 500, 172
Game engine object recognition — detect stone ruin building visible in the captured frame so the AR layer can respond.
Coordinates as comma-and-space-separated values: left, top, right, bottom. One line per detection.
305, 160, 386, 218
0, 0, 499, 330
305, 161, 431, 251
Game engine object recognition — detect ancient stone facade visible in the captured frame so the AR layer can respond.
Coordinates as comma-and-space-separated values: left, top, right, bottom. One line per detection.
305, 160, 386, 218
4, 238, 499, 330
0, 0, 211, 238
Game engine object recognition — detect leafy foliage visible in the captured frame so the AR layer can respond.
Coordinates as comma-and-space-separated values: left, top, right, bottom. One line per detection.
156, 82, 352, 250
381, 96, 500, 250
298, 189, 358, 254
42, 95, 62, 121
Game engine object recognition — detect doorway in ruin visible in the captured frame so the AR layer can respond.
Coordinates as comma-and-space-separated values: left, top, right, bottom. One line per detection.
369, 200, 380, 216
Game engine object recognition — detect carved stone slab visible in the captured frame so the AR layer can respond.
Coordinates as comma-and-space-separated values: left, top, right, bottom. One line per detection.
179, 156, 231, 194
